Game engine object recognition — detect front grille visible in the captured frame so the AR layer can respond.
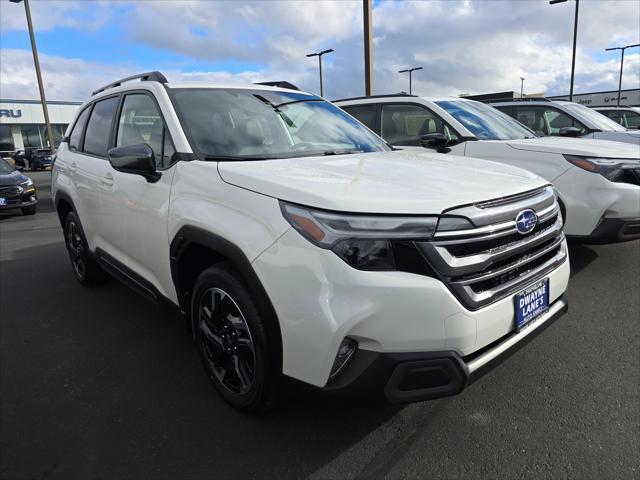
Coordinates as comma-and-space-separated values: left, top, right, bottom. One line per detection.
416, 186, 567, 310
0, 185, 22, 198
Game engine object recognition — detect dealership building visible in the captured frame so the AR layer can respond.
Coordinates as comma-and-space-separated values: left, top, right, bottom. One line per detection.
0, 99, 81, 158
462, 88, 640, 107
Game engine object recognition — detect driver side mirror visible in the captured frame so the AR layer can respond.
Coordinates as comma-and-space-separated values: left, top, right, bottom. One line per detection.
420, 133, 451, 153
108, 144, 161, 183
15, 165, 24, 172
558, 127, 582, 138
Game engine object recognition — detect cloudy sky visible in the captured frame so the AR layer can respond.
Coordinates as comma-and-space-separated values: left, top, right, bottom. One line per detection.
1, 0, 639, 101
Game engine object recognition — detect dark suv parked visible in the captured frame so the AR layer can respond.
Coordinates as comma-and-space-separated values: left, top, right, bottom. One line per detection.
0, 158, 37, 215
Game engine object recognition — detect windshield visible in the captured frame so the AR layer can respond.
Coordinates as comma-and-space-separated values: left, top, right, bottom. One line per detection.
435, 100, 535, 140
170, 88, 390, 160
0, 158, 15, 174
561, 102, 627, 132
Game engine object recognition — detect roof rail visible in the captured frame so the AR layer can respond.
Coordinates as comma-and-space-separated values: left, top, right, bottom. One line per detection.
92, 71, 168, 96
485, 97, 551, 104
254, 81, 301, 91
332, 93, 417, 103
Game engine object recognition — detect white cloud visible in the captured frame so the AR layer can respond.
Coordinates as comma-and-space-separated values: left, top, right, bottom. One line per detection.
1, 0, 638, 101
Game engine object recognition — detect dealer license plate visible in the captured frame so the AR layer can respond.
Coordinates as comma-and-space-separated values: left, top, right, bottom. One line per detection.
515, 278, 549, 331
0, 197, 6, 206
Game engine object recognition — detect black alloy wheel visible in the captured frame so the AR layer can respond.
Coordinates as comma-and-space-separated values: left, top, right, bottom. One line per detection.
198, 287, 256, 395
192, 264, 278, 412
63, 211, 107, 286
66, 216, 87, 279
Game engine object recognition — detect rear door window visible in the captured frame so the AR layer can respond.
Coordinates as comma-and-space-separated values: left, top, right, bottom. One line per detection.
83, 96, 119, 157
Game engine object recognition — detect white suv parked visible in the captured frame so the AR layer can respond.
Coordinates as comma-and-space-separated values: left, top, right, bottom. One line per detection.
594, 106, 640, 130
53, 72, 569, 411
490, 99, 640, 145
336, 95, 640, 243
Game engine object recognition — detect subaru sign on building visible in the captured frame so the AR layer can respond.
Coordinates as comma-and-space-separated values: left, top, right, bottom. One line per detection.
0, 99, 81, 157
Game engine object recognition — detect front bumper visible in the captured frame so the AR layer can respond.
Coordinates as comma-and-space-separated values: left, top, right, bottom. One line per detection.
324, 296, 568, 403
254, 228, 571, 388
574, 217, 640, 244
0, 190, 38, 210
553, 167, 640, 241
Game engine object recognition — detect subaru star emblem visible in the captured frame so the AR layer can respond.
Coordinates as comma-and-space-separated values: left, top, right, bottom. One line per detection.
515, 209, 538, 235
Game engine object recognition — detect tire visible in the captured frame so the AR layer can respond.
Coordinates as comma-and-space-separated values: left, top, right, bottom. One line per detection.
21, 205, 36, 215
192, 264, 279, 412
63, 211, 108, 286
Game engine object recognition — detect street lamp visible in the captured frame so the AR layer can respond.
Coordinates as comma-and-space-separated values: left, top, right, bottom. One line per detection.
10, 0, 56, 154
550, 0, 579, 102
398, 67, 423, 95
306, 49, 334, 97
605, 43, 640, 107
520, 77, 526, 98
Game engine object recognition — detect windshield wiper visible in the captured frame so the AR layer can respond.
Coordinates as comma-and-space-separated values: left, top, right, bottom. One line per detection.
323, 149, 363, 156
204, 155, 272, 162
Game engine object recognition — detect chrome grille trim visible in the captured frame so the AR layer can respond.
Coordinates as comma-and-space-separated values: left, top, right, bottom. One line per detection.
441, 185, 555, 227
419, 187, 567, 310
427, 216, 562, 276
434, 203, 558, 240
452, 242, 566, 306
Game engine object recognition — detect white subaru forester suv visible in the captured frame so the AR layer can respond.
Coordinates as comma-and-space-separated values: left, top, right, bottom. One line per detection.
52, 72, 569, 411
336, 95, 640, 243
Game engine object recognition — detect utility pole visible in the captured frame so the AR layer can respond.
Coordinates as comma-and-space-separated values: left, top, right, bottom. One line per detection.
306, 49, 334, 97
605, 43, 640, 107
398, 67, 423, 95
10, 0, 56, 153
549, 0, 580, 102
520, 77, 525, 98
363, 0, 374, 96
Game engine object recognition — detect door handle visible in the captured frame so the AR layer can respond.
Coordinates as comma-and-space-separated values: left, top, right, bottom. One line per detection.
101, 173, 114, 186
69, 161, 77, 173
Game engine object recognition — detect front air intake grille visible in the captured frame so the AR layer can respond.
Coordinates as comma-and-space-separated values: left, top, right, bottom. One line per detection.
415, 186, 567, 310
0, 185, 22, 197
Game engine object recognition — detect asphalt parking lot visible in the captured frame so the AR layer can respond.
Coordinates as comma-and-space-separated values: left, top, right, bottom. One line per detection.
0, 171, 639, 480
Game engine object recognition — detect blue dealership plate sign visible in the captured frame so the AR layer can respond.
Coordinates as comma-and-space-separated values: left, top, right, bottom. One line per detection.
0, 197, 6, 206
515, 278, 549, 331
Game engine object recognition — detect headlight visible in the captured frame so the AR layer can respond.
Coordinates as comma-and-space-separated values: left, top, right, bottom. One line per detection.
280, 202, 438, 270
564, 155, 640, 184
20, 178, 34, 188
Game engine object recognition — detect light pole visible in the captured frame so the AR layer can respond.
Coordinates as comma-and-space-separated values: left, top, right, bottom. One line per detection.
10, 0, 55, 154
398, 67, 422, 95
363, 0, 374, 96
306, 49, 334, 97
520, 77, 526, 98
550, 0, 579, 102
605, 43, 640, 107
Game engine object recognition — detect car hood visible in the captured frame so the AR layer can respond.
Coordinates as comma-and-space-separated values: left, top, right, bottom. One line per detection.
0, 171, 27, 186
217, 151, 546, 214
504, 137, 640, 158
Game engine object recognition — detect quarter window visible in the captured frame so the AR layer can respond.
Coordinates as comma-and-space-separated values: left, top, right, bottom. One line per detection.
381, 104, 459, 146
116, 94, 175, 168
69, 107, 91, 152
83, 97, 119, 157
